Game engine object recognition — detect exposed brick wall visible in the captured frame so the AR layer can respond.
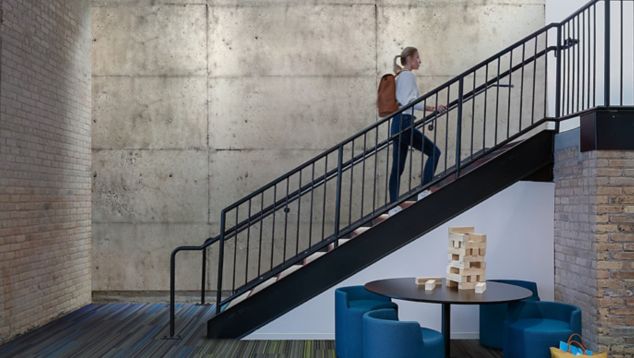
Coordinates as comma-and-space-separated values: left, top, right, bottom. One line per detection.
0, 0, 92, 343
553, 145, 599, 348
554, 134, 634, 356
593, 151, 634, 357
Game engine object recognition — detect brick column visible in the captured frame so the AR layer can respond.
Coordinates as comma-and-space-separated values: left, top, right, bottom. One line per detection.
554, 128, 634, 357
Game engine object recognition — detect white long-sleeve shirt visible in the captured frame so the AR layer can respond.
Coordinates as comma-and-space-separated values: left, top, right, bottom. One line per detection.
395, 70, 424, 113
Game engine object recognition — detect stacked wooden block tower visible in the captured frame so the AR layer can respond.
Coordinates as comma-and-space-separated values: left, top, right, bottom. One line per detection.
446, 227, 487, 290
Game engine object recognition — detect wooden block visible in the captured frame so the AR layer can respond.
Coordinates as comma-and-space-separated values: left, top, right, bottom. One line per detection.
475, 282, 487, 294
447, 266, 485, 276
448, 247, 486, 256
447, 280, 479, 290
448, 260, 486, 270
449, 232, 467, 242
416, 277, 442, 286
449, 227, 475, 235
466, 233, 487, 243
425, 280, 437, 291
447, 272, 484, 283
458, 282, 478, 290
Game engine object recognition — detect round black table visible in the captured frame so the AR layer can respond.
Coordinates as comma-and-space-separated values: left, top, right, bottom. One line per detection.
365, 278, 532, 358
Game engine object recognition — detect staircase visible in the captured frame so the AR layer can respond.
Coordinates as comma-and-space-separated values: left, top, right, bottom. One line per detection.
169, 0, 624, 339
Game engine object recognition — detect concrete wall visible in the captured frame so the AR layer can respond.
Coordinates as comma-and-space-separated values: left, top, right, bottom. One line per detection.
247, 181, 555, 340
0, 0, 92, 343
91, 0, 546, 297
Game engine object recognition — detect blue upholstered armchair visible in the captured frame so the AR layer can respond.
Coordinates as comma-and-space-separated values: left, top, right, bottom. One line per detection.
503, 301, 582, 358
335, 286, 397, 358
362, 308, 443, 358
479, 279, 540, 349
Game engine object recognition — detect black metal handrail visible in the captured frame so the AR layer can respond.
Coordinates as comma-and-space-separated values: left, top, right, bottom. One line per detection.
168, 0, 628, 338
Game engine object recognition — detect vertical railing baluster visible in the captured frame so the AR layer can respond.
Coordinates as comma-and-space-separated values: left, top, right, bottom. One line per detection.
258, 192, 264, 276
444, 86, 450, 172
556, 24, 563, 126
620, 0, 624, 105
384, 120, 390, 206
531, 36, 538, 124
579, 10, 586, 110
519, 43, 526, 132
605, 0, 611, 106
232, 208, 238, 292
283, 178, 289, 260
295, 171, 301, 255
201, 249, 206, 305
245, 200, 251, 286
395, 115, 403, 201
483, 63, 489, 152
216, 211, 226, 314
587, 6, 591, 108
421, 99, 427, 185
495, 58, 501, 145
270, 185, 276, 270
361, 133, 367, 218
372, 126, 378, 212
456, 78, 464, 177
573, 15, 581, 112
506, 50, 513, 140
308, 163, 315, 248
348, 139, 354, 225
433, 94, 439, 173
567, 22, 572, 115
593, 3, 596, 107
544, 30, 548, 119
322, 157, 328, 241
408, 108, 415, 192
334, 145, 344, 247
470, 70, 476, 160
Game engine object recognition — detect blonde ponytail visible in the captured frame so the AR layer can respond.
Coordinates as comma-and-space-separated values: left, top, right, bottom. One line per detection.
393, 55, 403, 75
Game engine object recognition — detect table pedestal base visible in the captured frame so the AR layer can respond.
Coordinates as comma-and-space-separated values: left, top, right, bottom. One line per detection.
442, 303, 450, 358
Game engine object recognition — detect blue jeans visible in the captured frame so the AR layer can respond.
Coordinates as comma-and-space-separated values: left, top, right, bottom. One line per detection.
388, 114, 441, 203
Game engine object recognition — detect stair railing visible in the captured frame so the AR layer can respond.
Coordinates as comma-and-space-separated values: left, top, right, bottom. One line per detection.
167, 0, 628, 338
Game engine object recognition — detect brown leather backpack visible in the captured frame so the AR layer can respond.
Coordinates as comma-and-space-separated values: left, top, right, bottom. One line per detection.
377, 73, 399, 117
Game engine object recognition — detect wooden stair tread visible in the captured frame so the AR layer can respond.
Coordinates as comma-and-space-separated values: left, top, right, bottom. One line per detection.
351, 226, 371, 238
303, 251, 326, 265
277, 265, 303, 280
327, 239, 351, 252
227, 290, 251, 309
249, 277, 277, 297
372, 214, 390, 225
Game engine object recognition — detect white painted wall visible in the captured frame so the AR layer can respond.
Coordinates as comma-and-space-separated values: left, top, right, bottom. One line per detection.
545, 0, 634, 131
246, 181, 555, 340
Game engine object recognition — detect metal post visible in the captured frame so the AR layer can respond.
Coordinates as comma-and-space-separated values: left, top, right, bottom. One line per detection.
556, 25, 563, 131
169, 250, 177, 337
605, 0, 611, 106
333, 145, 344, 248
201, 249, 207, 305
216, 213, 226, 314
455, 78, 464, 177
